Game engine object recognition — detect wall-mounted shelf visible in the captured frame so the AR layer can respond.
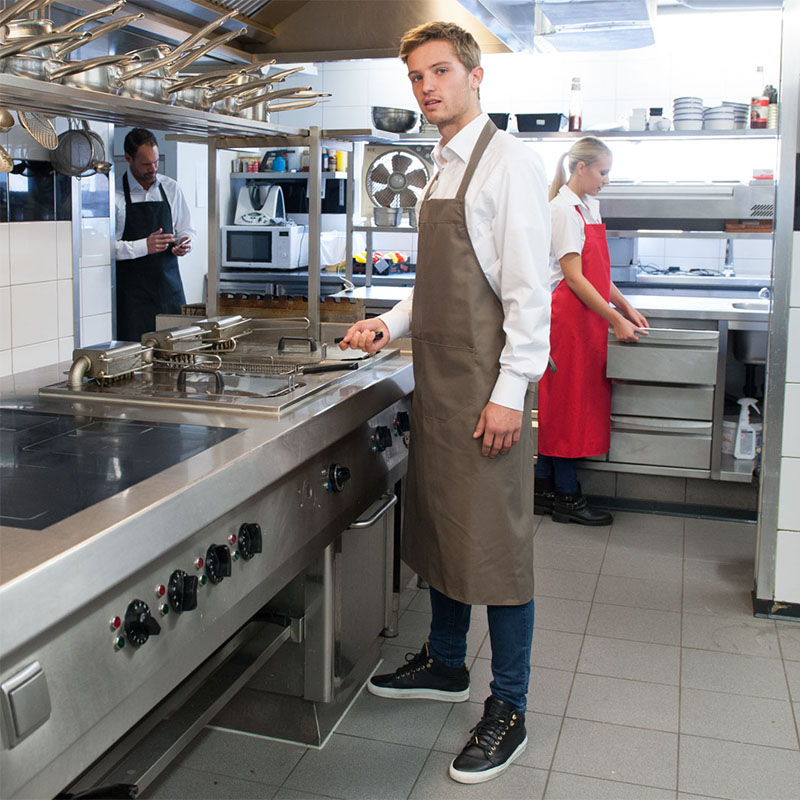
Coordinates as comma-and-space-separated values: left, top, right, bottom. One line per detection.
607, 230, 773, 239
230, 171, 347, 180
0, 74, 307, 140
391, 128, 778, 143
352, 224, 417, 232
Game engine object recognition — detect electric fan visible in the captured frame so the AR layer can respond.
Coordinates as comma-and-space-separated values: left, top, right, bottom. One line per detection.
364, 149, 430, 209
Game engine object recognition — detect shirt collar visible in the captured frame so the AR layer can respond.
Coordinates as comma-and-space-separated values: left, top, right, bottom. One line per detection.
126, 167, 160, 192
557, 183, 599, 215
432, 112, 489, 170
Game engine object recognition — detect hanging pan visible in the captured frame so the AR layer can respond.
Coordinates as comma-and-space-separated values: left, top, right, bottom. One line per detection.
51, 119, 108, 177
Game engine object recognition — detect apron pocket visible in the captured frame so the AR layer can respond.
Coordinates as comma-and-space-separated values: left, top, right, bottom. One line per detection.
413, 338, 479, 422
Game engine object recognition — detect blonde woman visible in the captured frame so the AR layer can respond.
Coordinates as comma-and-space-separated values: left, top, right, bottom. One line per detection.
536, 137, 648, 525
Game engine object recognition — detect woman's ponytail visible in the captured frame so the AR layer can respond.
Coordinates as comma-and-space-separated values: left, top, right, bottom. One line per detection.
549, 152, 569, 201
549, 137, 612, 201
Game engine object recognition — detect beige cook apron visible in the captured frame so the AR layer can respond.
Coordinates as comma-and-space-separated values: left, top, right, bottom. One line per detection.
402, 119, 535, 606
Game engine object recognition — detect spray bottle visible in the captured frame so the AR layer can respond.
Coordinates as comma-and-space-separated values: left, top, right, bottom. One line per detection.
734, 397, 760, 460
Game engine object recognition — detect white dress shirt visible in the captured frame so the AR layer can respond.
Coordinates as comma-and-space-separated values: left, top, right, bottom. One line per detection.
380, 113, 551, 412
114, 168, 196, 261
549, 184, 602, 287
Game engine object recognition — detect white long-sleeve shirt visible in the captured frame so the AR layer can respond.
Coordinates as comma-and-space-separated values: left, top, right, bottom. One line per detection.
549, 183, 602, 287
114, 168, 196, 261
380, 113, 551, 411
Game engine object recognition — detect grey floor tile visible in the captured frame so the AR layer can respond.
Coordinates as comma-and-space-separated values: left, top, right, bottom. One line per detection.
273, 789, 344, 800
566, 673, 679, 732
392, 609, 488, 658
534, 518, 610, 550
785, 660, 800, 703
406, 590, 431, 614
677, 795, 728, 800
466, 658, 574, 717
144, 764, 280, 799
533, 541, 605, 574
608, 528, 684, 558
432, 701, 562, 770
683, 523, 757, 563
601, 546, 683, 582
609, 511, 685, 536
594, 573, 682, 612
682, 580, 754, 619
175, 727, 305, 786
587, 603, 682, 645
531, 628, 584, 672
680, 687, 799, 749
578, 635, 680, 685
682, 648, 789, 700
336, 689, 452, 749
682, 612, 781, 658
684, 517, 754, 539
534, 566, 598, 602
545, 772, 676, 799
408, 750, 547, 800
678, 735, 800, 799
283, 734, 428, 800
531, 595, 592, 634
778, 622, 800, 661
552, 718, 678, 790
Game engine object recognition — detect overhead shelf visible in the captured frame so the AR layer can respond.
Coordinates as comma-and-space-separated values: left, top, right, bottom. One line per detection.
0, 74, 308, 140
393, 128, 778, 143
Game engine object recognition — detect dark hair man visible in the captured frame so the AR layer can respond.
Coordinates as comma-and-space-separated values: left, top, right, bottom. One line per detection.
114, 127, 195, 340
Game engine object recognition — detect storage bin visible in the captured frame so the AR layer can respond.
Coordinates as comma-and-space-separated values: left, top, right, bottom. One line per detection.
515, 113, 568, 132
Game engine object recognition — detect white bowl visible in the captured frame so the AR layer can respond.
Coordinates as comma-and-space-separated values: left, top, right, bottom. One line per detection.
674, 96, 703, 103
674, 119, 704, 131
704, 119, 735, 130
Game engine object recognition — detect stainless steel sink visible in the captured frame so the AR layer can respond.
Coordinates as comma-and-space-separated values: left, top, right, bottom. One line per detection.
732, 300, 770, 310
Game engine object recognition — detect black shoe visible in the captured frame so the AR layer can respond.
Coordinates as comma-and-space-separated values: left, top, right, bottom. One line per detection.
534, 476, 554, 515
449, 696, 527, 784
368, 642, 470, 702
552, 484, 613, 526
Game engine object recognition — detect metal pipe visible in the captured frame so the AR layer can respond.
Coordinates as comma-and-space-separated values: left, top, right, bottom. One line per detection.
68, 355, 91, 386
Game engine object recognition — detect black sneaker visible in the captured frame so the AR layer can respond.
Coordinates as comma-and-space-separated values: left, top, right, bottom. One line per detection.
449, 696, 527, 784
534, 476, 555, 515
367, 642, 470, 702
552, 484, 613, 526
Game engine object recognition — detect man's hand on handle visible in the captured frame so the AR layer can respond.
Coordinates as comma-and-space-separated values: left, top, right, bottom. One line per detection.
146, 228, 175, 254
338, 319, 390, 354
473, 402, 523, 458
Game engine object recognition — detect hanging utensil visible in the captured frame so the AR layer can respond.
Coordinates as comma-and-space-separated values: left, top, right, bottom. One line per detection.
81, 122, 112, 174
266, 98, 324, 113
54, 13, 144, 58
264, 65, 305, 83
238, 90, 328, 112
163, 26, 246, 77
51, 118, 97, 176
0, 0, 51, 29
0, 106, 14, 173
15, 109, 58, 149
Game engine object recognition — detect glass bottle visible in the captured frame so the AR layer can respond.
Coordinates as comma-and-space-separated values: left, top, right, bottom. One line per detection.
568, 77, 582, 132
750, 65, 768, 129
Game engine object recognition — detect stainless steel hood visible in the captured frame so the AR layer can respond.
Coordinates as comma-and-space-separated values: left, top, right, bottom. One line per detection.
50, 0, 662, 66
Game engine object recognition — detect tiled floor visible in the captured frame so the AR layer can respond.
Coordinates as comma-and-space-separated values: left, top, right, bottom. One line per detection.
145, 511, 800, 800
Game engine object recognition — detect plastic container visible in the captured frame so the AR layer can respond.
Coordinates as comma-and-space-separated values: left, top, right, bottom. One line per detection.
721, 418, 737, 455
734, 397, 760, 460
515, 113, 567, 132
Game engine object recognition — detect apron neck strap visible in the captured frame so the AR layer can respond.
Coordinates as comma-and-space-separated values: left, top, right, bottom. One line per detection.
456, 119, 497, 201
123, 170, 167, 203
574, 204, 587, 223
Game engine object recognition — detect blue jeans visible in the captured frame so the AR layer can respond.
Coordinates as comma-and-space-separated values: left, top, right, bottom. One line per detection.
535, 454, 579, 494
427, 586, 535, 712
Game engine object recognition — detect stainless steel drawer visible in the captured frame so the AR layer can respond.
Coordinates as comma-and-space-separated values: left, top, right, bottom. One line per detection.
610, 383, 714, 420
609, 415, 712, 469
607, 328, 719, 385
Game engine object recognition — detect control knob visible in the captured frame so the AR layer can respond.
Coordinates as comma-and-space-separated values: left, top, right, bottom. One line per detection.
238, 523, 263, 560
370, 425, 393, 452
168, 569, 198, 612
325, 463, 351, 493
124, 599, 161, 647
393, 411, 410, 435
205, 544, 232, 584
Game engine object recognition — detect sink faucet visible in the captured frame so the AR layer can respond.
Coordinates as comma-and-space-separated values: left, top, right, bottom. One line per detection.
758, 287, 771, 299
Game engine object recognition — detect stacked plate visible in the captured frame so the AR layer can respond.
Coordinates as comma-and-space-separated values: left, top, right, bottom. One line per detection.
722, 101, 749, 129
673, 96, 703, 131
703, 105, 735, 130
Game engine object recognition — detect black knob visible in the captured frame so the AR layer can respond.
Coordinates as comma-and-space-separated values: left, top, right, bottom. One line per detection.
124, 599, 161, 647
371, 425, 393, 452
393, 411, 410, 434
326, 463, 351, 492
168, 569, 198, 613
205, 544, 232, 584
238, 523, 263, 560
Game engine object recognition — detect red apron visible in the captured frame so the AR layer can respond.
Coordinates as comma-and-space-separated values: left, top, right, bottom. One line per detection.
538, 206, 611, 458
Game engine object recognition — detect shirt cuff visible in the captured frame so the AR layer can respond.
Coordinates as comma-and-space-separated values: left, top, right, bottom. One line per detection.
489, 369, 530, 411
380, 306, 411, 342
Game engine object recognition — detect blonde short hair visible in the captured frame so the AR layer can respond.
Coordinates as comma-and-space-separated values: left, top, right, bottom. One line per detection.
399, 21, 481, 71
549, 137, 612, 201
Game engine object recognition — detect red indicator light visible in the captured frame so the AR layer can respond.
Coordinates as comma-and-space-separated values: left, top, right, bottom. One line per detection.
228, 533, 237, 545
109, 616, 121, 631
195, 557, 204, 569
155, 585, 166, 597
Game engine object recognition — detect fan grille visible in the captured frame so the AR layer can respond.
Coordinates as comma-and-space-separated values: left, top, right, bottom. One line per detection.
366, 149, 429, 209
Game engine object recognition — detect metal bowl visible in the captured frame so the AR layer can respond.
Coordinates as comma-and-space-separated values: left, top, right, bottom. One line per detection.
373, 207, 402, 227
372, 106, 418, 133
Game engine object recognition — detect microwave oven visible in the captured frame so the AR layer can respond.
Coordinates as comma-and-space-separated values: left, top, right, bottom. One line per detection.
221, 224, 308, 270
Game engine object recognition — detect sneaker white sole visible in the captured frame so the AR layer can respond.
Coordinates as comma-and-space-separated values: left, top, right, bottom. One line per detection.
448, 736, 528, 784
367, 683, 470, 702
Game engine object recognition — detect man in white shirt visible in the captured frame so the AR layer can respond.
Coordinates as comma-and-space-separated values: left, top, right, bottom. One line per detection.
339, 21, 550, 785
114, 128, 195, 341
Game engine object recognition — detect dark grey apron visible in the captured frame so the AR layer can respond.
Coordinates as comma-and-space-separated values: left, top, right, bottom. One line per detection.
116, 172, 186, 341
402, 120, 535, 606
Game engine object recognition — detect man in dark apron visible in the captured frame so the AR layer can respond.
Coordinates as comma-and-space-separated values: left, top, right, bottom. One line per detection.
114, 128, 194, 341
338, 22, 551, 785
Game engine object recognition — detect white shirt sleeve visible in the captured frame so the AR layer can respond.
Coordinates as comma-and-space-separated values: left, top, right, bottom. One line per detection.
114, 189, 148, 261
170, 183, 196, 244
380, 289, 413, 341
486, 149, 552, 410
551, 200, 584, 261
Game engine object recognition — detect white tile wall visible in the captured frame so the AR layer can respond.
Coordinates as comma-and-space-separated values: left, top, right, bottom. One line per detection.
783, 380, 800, 460
11, 339, 59, 373
0, 223, 9, 287
791, 233, 800, 309
57, 279, 74, 339
81, 312, 112, 346
80, 217, 111, 268
0, 349, 11, 378
0, 286, 10, 351
774, 530, 800, 603
58, 337, 74, 362
777, 456, 800, 532
10, 282, 59, 347
80, 265, 112, 317
56, 221, 73, 280
786, 308, 800, 384
9, 221, 59, 284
